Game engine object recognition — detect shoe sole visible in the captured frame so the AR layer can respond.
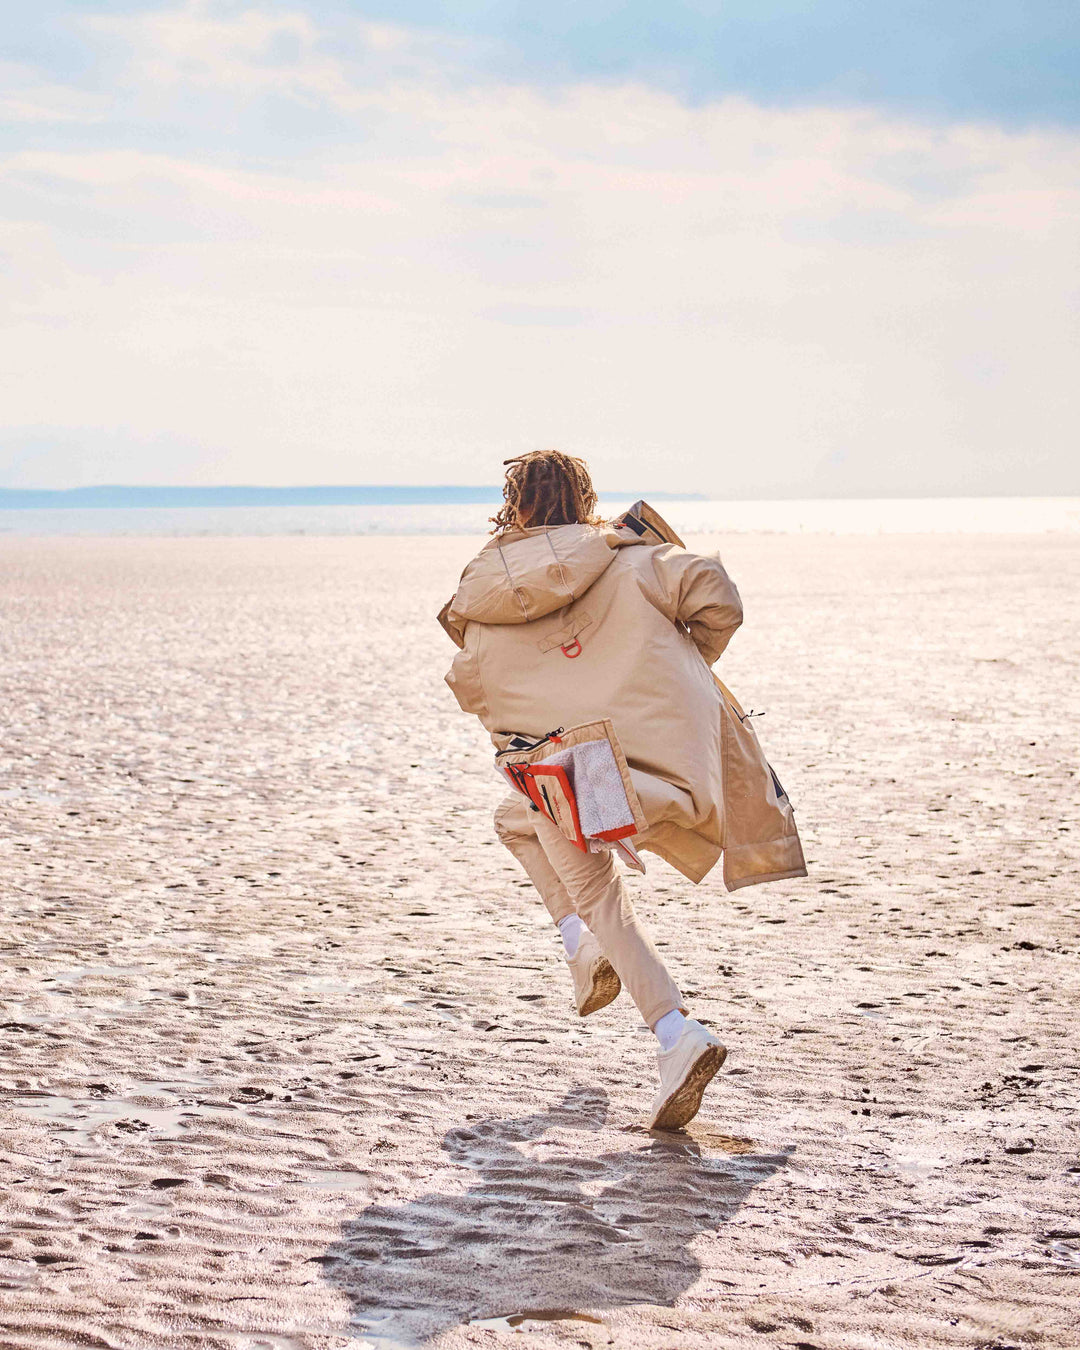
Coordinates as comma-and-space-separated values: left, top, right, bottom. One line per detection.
650, 1042, 728, 1131
578, 957, 622, 1016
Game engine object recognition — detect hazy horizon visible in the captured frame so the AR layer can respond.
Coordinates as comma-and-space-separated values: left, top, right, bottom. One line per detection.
5, 484, 1080, 510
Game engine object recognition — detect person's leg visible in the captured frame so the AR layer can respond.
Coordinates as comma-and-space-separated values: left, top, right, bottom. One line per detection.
532, 814, 682, 1030
494, 793, 620, 1015
494, 793, 576, 924
533, 815, 726, 1130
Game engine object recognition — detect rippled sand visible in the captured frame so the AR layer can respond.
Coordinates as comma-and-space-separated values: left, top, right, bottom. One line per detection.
1, 532, 1077, 1349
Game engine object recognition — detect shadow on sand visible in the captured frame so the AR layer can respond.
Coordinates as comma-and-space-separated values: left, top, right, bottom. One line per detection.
319, 1086, 791, 1346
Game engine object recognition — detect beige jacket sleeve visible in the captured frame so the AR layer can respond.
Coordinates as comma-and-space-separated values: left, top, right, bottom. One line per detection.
644, 545, 744, 665
445, 639, 490, 720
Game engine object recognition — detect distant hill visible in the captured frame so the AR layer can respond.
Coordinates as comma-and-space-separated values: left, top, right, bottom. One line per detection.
0, 485, 705, 509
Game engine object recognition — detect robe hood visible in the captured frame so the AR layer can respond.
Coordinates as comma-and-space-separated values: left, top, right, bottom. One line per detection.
438, 523, 644, 647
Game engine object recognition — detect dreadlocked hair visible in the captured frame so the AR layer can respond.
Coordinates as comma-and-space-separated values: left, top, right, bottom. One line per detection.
490, 450, 602, 535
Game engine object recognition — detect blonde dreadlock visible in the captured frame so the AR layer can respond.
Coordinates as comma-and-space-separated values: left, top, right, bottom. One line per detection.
490, 450, 602, 535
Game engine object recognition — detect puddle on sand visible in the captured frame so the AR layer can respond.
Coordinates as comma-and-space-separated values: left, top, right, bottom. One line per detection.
471, 1310, 612, 1340
1039, 1237, 1080, 1268
5, 1076, 244, 1149
301, 978, 361, 995
124, 1199, 175, 1220
48, 963, 151, 985
301, 1170, 370, 1192
0, 787, 63, 803
10, 1094, 191, 1145
347, 1313, 425, 1349
894, 1156, 946, 1180
3, 1006, 51, 1026
220, 1318, 384, 1349
219, 1336, 310, 1350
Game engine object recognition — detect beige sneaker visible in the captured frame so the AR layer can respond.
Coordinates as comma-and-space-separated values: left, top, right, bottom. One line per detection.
567, 929, 621, 1016
649, 1019, 727, 1130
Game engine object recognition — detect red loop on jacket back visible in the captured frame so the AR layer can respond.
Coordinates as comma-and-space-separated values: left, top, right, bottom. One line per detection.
560, 638, 582, 659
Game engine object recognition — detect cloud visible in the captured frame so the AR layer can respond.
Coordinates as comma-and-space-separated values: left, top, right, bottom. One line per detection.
83, 2, 479, 115
0, 3, 1078, 494
0, 60, 111, 127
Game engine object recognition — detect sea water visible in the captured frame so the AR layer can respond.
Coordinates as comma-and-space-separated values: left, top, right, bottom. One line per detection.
0, 497, 1077, 537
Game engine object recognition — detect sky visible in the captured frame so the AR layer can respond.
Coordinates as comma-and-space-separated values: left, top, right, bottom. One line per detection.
2, 1, 1078, 497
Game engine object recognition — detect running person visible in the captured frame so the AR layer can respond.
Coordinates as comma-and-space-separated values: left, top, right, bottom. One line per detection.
438, 451, 804, 1129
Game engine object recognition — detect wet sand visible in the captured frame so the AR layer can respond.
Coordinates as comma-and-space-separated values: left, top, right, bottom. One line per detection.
1, 531, 1077, 1349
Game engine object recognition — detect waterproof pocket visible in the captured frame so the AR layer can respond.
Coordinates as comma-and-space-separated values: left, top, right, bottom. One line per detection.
526, 764, 586, 847
494, 718, 648, 871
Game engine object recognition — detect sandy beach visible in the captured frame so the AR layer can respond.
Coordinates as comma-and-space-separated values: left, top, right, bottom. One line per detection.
1, 530, 1077, 1350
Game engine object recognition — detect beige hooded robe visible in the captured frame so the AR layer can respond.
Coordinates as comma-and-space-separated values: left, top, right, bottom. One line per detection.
439, 522, 806, 890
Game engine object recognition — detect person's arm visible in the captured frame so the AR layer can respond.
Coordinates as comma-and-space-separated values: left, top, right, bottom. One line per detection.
645, 544, 744, 665
444, 632, 491, 721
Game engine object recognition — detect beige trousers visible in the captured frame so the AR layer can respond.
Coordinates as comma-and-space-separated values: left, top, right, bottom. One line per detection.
494, 792, 682, 1029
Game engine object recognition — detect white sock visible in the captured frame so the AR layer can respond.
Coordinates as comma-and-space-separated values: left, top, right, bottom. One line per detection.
557, 914, 586, 959
654, 1008, 687, 1053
